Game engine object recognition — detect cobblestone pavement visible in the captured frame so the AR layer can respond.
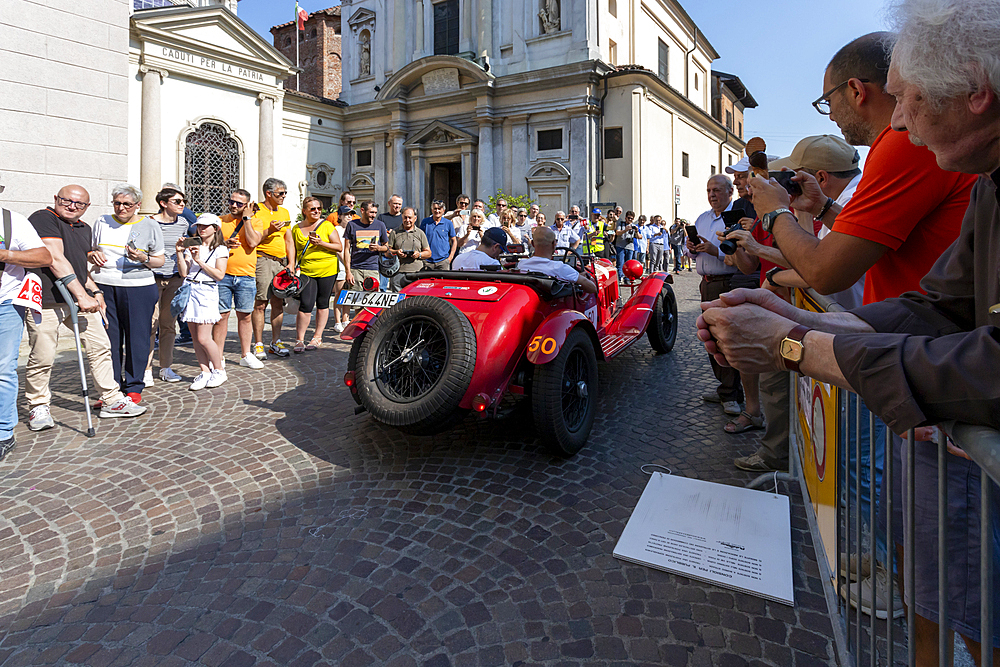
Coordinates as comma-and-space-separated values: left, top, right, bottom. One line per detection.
0, 273, 837, 666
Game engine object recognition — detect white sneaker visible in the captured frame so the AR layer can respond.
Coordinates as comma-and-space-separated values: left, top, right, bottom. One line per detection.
206, 369, 228, 388
143, 369, 154, 386
159, 368, 181, 383
28, 405, 55, 431
722, 400, 742, 416
190, 371, 210, 391
240, 354, 264, 369
98, 397, 147, 419
333, 322, 345, 334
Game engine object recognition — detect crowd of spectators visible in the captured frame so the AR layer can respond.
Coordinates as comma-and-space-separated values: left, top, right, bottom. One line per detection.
693, 0, 999, 662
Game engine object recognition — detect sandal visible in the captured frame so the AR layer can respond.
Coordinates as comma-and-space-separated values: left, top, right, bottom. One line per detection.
293, 341, 306, 353
306, 338, 321, 350
725, 410, 765, 434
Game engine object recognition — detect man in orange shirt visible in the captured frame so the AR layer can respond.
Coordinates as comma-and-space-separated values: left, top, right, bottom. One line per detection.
214, 189, 264, 369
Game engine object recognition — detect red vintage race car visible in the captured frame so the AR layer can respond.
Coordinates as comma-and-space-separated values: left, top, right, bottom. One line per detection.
341, 251, 677, 456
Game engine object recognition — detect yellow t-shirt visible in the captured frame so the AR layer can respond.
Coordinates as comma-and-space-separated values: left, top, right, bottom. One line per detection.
254, 205, 291, 259
292, 221, 339, 277
219, 215, 265, 277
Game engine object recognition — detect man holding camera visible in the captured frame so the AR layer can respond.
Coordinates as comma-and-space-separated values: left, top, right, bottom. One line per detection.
688, 174, 743, 416
386, 207, 430, 291
251, 178, 293, 359
215, 189, 264, 369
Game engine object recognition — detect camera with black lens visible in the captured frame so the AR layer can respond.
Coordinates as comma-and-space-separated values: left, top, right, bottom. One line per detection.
718, 210, 745, 255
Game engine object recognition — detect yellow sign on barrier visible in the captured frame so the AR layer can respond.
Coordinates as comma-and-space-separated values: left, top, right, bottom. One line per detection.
795, 290, 840, 576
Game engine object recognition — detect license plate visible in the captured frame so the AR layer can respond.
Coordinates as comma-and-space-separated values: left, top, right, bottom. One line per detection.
337, 290, 406, 309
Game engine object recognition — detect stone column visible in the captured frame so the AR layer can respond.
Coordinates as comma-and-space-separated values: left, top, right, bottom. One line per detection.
460, 0, 473, 53
461, 149, 474, 199
414, 0, 424, 58
393, 132, 406, 199
139, 66, 166, 214
511, 115, 529, 197
570, 115, 590, 212
258, 93, 276, 195
411, 154, 424, 211
476, 120, 494, 200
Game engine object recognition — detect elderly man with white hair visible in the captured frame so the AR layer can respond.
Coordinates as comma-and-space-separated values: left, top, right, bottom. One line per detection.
699, 0, 1000, 661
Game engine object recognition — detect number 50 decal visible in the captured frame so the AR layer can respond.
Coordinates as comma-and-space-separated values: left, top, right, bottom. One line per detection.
528, 336, 557, 355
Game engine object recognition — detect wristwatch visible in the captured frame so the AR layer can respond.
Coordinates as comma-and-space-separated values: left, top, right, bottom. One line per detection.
779, 324, 811, 372
765, 267, 783, 288
761, 208, 793, 233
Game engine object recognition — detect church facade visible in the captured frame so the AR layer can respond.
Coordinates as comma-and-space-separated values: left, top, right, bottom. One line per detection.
3, 0, 752, 225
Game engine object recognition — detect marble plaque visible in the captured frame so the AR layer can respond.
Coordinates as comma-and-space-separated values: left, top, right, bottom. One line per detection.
422, 68, 460, 95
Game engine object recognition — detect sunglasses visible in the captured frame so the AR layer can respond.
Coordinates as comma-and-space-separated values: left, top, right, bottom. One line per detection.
271, 191, 288, 197
168, 198, 185, 205
113, 201, 138, 209
304, 206, 323, 212
227, 199, 248, 207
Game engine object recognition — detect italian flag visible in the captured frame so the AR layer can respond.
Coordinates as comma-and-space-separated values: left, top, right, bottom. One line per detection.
296, 2, 308, 30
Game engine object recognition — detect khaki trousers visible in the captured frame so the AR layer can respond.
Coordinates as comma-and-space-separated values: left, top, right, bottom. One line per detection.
147, 274, 183, 371
25, 306, 125, 407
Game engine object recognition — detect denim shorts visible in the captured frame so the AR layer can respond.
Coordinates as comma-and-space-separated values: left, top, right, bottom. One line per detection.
218, 274, 256, 313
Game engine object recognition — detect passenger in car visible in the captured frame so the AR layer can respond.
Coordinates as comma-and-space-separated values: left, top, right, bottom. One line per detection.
451, 227, 507, 271
518, 227, 597, 294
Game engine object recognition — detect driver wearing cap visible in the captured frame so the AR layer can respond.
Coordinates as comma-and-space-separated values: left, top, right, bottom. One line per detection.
517, 227, 598, 293
451, 227, 507, 271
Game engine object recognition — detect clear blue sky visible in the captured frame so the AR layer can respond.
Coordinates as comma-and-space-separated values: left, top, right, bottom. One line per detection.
237, 0, 889, 159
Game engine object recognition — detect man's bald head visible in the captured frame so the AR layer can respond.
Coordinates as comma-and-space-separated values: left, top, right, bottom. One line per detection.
532, 226, 557, 258
53, 184, 91, 222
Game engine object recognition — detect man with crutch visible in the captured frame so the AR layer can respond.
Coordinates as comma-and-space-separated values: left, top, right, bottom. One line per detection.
24, 185, 146, 432
0, 176, 52, 461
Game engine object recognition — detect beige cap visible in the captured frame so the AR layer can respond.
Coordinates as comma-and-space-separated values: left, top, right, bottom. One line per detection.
768, 135, 860, 172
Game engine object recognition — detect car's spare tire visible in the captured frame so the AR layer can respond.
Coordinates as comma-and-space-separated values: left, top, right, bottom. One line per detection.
356, 296, 476, 433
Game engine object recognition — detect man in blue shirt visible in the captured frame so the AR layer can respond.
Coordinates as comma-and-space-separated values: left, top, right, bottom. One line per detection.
419, 200, 457, 269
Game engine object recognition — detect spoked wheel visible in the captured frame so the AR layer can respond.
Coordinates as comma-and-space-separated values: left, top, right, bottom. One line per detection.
647, 285, 678, 353
357, 296, 476, 433
532, 328, 599, 457
373, 316, 449, 402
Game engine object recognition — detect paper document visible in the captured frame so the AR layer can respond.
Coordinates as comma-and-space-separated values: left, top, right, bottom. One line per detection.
613, 472, 794, 605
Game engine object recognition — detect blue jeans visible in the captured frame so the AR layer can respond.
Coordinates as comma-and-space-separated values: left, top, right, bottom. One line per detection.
0, 301, 25, 440
672, 244, 684, 271
615, 247, 634, 272
218, 274, 256, 313
842, 394, 888, 562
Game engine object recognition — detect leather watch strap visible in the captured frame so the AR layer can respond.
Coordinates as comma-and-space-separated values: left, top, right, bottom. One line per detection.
781, 324, 811, 372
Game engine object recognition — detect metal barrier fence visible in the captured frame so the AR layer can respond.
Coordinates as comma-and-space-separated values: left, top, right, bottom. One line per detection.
787, 288, 997, 667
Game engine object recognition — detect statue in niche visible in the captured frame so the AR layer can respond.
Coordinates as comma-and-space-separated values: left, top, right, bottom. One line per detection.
359, 30, 371, 77
538, 0, 560, 34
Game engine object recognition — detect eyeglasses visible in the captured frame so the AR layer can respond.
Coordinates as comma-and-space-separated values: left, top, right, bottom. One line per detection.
517, 213, 526, 217
227, 199, 248, 207
168, 198, 185, 205
812, 78, 869, 115
55, 196, 90, 210
497, 203, 507, 208
113, 201, 138, 209
271, 191, 288, 197
304, 206, 322, 212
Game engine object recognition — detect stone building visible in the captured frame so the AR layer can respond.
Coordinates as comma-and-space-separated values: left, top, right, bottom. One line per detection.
324, 0, 753, 223
271, 8, 344, 101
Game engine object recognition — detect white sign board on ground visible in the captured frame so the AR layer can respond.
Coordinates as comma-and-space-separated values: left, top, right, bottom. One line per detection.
613, 473, 794, 606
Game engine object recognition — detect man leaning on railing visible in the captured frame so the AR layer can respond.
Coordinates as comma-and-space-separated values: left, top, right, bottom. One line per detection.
698, 1, 1000, 662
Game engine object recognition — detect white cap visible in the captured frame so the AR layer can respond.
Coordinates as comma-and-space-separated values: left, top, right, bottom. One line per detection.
725, 154, 779, 174
194, 213, 222, 227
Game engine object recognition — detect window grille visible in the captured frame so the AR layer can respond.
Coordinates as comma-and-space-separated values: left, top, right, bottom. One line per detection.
185, 122, 240, 216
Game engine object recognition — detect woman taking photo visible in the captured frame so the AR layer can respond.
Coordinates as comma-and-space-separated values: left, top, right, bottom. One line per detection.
145, 187, 189, 384
89, 184, 165, 404
175, 214, 229, 390
285, 197, 343, 352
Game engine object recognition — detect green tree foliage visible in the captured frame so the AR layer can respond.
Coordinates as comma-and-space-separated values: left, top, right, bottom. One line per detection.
486, 189, 534, 216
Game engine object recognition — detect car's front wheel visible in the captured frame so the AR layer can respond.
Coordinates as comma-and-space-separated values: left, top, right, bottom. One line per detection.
532, 328, 599, 457
647, 285, 678, 353
356, 296, 476, 434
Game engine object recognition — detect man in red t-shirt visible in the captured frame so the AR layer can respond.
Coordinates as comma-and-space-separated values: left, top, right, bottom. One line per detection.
765, 32, 975, 305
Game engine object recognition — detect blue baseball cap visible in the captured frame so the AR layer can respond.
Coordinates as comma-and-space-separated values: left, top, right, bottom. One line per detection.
591, 208, 602, 216
483, 227, 508, 251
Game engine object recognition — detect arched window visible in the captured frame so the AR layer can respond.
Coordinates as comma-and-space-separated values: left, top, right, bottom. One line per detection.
184, 122, 240, 215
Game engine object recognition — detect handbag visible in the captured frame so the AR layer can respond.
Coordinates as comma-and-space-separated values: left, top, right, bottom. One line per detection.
170, 246, 209, 318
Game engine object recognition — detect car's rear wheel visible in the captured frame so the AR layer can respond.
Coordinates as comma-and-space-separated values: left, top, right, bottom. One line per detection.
356, 296, 476, 434
532, 328, 598, 457
647, 286, 678, 353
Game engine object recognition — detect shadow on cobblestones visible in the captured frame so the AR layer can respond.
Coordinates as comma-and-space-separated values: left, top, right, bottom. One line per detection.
0, 276, 837, 666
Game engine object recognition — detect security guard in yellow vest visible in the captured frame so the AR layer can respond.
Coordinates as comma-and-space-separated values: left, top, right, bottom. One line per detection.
583, 208, 607, 258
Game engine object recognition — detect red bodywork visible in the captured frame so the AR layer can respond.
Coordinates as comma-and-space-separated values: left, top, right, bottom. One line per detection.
342, 258, 671, 414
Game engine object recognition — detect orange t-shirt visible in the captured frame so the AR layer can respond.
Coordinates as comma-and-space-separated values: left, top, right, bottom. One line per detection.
832, 126, 975, 304
220, 215, 265, 277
